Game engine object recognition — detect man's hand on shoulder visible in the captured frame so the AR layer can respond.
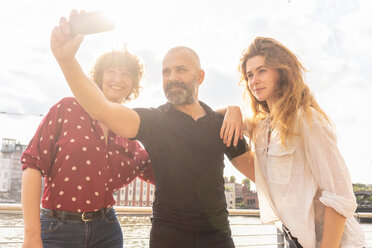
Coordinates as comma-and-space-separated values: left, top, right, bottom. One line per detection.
219, 105, 244, 147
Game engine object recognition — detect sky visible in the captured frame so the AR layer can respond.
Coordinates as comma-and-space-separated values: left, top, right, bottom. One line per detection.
0, 0, 371, 184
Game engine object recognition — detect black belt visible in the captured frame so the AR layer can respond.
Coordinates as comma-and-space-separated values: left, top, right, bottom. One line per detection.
41, 207, 111, 222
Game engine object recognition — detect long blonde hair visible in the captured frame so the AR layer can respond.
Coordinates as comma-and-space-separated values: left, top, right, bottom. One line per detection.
239, 37, 330, 144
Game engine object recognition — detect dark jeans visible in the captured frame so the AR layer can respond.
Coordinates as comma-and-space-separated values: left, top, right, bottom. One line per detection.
150, 219, 235, 248
40, 207, 123, 248
282, 225, 303, 248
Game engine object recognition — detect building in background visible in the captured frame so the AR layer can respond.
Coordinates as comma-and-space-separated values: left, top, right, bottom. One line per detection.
224, 177, 259, 209
0, 138, 26, 203
114, 177, 155, 207
241, 186, 259, 209
225, 182, 237, 209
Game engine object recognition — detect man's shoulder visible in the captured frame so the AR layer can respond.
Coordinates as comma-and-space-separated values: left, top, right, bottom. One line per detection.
199, 101, 224, 122
213, 111, 224, 120
133, 103, 168, 113
133, 103, 169, 128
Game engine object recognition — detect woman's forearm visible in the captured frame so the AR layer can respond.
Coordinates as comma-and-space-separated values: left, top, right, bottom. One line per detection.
58, 58, 108, 120
22, 168, 42, 237
58, 58, 140, 138
320, 206, 346, 248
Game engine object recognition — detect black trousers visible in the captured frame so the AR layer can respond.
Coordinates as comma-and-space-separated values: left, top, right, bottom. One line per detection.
149, 219, 235, 248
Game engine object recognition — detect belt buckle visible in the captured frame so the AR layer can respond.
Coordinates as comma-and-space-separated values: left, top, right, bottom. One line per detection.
81, 212, 93, 222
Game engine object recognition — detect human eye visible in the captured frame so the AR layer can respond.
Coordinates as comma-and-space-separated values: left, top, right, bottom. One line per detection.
162, 69, 170, 76
177, 66, 187, 73
121, 71, 131, 77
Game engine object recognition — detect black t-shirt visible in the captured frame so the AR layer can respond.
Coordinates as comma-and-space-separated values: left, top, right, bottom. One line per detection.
133, 101, 246, 232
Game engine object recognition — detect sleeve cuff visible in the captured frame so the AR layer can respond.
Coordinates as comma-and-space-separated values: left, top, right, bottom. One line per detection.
319, 191, 357, 218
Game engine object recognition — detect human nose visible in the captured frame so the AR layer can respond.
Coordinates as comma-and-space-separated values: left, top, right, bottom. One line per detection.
112, 72, 122, 82
168, 70, 178, 82
250, 73, 259, 85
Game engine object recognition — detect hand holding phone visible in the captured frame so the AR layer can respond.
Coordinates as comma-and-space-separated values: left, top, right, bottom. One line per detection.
69, 11, 115, 36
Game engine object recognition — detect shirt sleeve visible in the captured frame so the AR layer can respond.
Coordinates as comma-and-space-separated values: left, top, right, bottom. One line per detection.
21, 99, 66, 176
134, 142, 155, 184
110, 138, 155, 191
124, 139, 155, 184
302, 112, 357, 218
132, 107, 161, 145
225, 136, 248, 160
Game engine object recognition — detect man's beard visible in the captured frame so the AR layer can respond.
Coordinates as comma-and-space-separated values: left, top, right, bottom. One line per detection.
164, 79, 197, 105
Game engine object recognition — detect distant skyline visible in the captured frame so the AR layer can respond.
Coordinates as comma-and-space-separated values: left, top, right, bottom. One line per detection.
1, 0, 371, 184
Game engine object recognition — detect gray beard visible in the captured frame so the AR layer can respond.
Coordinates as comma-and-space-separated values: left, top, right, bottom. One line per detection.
164, 81, 196, 105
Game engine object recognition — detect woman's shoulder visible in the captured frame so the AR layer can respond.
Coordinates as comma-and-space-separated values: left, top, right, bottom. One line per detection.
51, 97, 87, 112
297, 107, 336, 139
297, 107, 330, 127
56, 97, 79, 106
43, 97, 90, 121
49, 97, 78, 109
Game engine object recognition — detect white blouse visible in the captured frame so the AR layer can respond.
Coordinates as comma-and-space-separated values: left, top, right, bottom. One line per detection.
250, 108, 367, 248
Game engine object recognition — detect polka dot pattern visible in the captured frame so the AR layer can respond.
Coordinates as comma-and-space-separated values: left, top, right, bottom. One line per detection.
20, 97, 154, 213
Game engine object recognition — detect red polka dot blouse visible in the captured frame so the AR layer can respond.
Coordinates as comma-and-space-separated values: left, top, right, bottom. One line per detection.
21, 97, 154, 212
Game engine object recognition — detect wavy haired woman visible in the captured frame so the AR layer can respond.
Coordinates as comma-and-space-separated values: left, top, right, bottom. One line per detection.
237, 37, 366, 247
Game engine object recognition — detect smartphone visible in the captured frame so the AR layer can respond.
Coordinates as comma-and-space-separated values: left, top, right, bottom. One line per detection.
69, 11, 115, 36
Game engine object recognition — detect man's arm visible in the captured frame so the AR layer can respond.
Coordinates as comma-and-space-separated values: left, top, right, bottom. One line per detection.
230, 150, 255, 182
51, 10, 140, 138
22, 168, 43, 248
215, 105, 243, 147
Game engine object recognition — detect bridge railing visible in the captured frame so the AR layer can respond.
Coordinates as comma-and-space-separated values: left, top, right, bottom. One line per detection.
0, 204, 371, 248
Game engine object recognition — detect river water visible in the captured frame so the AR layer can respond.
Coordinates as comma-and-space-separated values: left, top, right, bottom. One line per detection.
0, 213, 371, 247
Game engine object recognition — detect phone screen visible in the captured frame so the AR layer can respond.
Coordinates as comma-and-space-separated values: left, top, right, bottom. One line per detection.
69, 11, 115, 36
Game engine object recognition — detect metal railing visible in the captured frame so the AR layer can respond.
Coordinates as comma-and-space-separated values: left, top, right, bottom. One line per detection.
0, 204, 371, 247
